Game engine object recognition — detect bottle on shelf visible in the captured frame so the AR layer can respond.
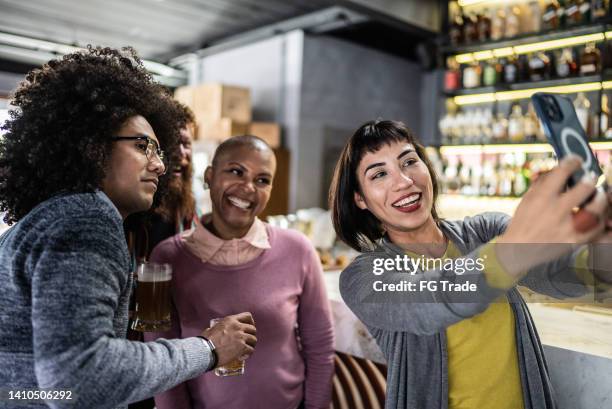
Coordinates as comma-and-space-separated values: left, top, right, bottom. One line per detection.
481, 107, 494, 144
529, 51, 552, 81
491, 7, 506, 40
569, 47, 580, 76
514, 153, 531, 197
565, 0, 581, 25
492, 112, 509, 142
557, 0, 568, 27
477, 10, 492, 42
518, 54, 531, 82
463, 62, 482, 88
463, 12, 479, 43
449, 10, 464, 46
579, 42, 601, 76
555, 48, 576, 78
602, 94, 612, 139
603, 40, 612, 70
482, 59, 498, 86
524, 102, 539, 142
592, 0, 609, 21
504, 56, 519, 83
574, 92, 592, 136
508, 104, 526, 142
542, 0, 561, 30
526, 1, 543, 33
505, 6, 521, 38
577, 0, 591, 23
445, 58, 461, 91
495, 59, 505, 84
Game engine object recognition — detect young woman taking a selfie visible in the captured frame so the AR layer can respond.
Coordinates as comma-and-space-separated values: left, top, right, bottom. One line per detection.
329, 119, 611, 409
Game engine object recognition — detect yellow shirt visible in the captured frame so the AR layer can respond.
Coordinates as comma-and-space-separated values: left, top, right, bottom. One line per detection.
414, 242, 525, 409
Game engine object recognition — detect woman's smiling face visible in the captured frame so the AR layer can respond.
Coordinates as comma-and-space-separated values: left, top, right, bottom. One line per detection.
354, 141, 435, 236
205, 144, 276, 238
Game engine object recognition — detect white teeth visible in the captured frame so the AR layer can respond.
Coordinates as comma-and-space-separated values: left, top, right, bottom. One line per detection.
393, 193, 421, 207
228, 196, 251, 209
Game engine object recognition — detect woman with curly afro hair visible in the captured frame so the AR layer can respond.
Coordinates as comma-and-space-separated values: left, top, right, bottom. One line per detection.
0, 47, 257, 409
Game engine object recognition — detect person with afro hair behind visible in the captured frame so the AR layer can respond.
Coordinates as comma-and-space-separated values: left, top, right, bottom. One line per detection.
0, 46, 257, 409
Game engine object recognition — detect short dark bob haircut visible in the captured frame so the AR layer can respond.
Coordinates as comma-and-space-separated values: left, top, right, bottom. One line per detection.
0, 46, 181, 225
329, 119, 440, 252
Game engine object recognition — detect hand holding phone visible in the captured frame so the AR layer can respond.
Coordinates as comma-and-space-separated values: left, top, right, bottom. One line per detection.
531, 92, 603, 188
531, 92, 607, 232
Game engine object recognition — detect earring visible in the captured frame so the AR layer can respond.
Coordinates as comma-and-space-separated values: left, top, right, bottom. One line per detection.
203, 182, 209, 190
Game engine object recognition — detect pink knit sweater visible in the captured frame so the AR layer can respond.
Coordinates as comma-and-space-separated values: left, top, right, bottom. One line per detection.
144, 225, 335, 409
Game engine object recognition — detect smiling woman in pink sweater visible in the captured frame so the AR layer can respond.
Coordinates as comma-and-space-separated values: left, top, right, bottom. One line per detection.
144, 135, 335, 409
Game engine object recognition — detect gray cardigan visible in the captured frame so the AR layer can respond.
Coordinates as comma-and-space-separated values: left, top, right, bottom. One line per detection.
340, 212, 590, 409
0, 192, 211, 409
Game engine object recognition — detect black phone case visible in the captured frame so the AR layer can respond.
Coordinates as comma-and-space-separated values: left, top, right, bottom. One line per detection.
531, 92, 602, 187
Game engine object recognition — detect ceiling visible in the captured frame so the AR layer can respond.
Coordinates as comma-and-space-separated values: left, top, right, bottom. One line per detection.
0, 0, 442, 83
0, 0, 336, 61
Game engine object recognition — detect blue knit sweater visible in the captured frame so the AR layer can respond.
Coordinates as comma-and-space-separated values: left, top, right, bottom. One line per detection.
0, 192, 211, 409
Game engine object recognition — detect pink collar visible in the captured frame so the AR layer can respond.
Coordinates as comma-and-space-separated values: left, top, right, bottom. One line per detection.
181, 215, 271, 263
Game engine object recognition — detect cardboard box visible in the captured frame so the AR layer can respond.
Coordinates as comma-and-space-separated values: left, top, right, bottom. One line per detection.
247, 122, 281, 148
193, 83, 251, 123
196, 118, 249, 141
173, 86, 196, 110
260, 148, 290, 219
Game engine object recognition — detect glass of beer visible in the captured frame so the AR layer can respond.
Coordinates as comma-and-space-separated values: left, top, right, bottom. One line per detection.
210, 318, 246, 377
131, 263, 172, 332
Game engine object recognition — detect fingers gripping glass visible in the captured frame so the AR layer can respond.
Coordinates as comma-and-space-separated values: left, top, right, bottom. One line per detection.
112, 135, 167, 175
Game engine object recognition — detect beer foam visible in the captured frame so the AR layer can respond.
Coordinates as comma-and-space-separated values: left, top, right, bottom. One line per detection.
137, 263, 171, 282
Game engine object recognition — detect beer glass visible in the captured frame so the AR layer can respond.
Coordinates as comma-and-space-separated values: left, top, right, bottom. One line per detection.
210, 318, 246, 377
131, 263, 172, 332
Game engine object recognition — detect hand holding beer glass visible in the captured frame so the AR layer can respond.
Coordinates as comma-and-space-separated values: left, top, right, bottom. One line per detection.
131, 262, 172, 332
201, 312, 257, 377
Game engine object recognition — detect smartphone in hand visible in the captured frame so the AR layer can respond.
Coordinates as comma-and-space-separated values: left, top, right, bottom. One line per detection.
531, 92, 603, 188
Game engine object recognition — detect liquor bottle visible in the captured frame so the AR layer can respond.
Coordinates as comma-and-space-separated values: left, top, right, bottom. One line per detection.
477, 10, 492, 42
449, 10, 464, 46
524, 102, 539, 142
482, 60, 498, 86
495, 59, 505, 84
529, 52, 551, 81
463, 12, 479, 43
508, 104, 526, 142
445, 58, 461, 91
527, 1, 543, 33
482, 107, 494, 143
463, 62, 482, 88
565, 0, 581, 25
601, 94, 611, 139
505, 6, 521, 38
592, 0, 609, 21
542, 0, 561, 30
514, 154, 531, 197
574, 92, 591, 135
492, 112, 509, 142
518, 54, 530, 82
555, 48, 572, 77
504, 56, 519, 83
578, 0, 591, 23
558, 0, 568, 27
603, 40, 612, 69
580, 43, 601, 75
491, 7, 506, 40
569, 47, 580, 75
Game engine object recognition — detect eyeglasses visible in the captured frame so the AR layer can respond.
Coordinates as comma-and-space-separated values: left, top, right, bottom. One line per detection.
112, 135, 167, 175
